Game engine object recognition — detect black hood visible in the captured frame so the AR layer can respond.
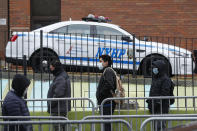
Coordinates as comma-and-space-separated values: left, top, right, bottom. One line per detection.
12, 74, 30, 97
50, 60, 64, 76
152, 60, 168, 77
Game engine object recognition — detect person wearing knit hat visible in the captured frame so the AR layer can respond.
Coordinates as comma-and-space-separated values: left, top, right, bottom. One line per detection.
47, 60, 71, 131
2, 74, 32, 131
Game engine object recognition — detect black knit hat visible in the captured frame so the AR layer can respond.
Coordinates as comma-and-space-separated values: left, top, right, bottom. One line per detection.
50, 60, 62, 68
50, 60, 64, 76
12, 74, 30, 97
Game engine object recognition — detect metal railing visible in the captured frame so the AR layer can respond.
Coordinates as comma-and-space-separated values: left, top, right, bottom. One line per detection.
1, 32, 197, 103
83, 114, 197, 131
0, 119, 132, 131
0, 98, 95, 119
0, 116, 68, 120
100, 96, 197, 115
140, 117, 197, 131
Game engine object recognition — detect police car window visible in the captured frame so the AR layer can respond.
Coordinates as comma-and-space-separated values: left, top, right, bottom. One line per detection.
67, 24, 90, 36
95, 26, 124, 40
50, 26, 68, 34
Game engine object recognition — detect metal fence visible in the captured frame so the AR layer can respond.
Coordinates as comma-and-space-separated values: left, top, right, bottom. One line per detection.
3, 31, 197, 76
1, 96, 197, 130
100, 96, 197, 115
0, 31, 197, 106
1, 31, 197, 130
0, 98, 95, 120
0, 119, 132, 131
140, 117, 197, 131
0, 116, 69, 131
83, 114, 197, 131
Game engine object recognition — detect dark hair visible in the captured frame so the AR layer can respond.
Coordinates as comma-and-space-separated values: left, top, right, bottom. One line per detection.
50, 60, 61, 68
99, 55, 112, 67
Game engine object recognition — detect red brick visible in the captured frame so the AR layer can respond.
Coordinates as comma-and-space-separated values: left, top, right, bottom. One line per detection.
8, 0, 197, 49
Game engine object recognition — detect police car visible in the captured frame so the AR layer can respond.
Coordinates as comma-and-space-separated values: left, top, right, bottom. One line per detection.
5, 14, 196, 76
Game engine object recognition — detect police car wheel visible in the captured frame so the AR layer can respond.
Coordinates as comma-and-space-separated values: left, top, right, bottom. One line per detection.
31, 50, 58, 73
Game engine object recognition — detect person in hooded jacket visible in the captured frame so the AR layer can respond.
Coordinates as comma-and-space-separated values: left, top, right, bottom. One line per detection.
96, 55, 116, 131
47, 60, 71, 131
146, 60, 172, 131
2, 74, 32, 131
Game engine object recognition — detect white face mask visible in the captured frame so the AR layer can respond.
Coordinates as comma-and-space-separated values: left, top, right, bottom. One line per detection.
153, 68, 159, 75
98, 62, 104, 70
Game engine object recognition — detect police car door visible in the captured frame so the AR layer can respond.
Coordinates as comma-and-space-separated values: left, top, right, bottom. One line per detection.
50, 24, 92, 66
66, 24, 96, 67
93, 25, 129, 70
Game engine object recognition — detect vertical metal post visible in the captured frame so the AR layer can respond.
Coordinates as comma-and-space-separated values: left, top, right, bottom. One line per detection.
23, 55, 27, 76
23, 55, 27, 99
40, 30, 44, 109
194, 50, 197, 74
40, 30, 43, 72
133, 34, 136, 78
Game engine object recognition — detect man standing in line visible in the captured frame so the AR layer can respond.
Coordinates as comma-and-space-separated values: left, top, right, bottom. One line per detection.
2, 74, 32, 131
146, 60, 172, 131
47, 60, 71, 131
96, 55, 116, 131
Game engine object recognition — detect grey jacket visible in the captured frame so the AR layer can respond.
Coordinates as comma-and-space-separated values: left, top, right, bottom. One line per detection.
47, 71, 71, 114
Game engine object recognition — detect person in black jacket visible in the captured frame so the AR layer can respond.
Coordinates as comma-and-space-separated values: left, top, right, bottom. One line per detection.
47, 60, 71, 131
96, 55, 116, 131
146, 60, 172, 131
2, 74, 32, 131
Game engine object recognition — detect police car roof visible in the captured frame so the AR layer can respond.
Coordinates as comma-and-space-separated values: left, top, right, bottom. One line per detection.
33, 20, 120, 33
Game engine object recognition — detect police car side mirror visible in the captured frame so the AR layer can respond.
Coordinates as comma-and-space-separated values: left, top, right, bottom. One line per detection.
121, 36, 133, 42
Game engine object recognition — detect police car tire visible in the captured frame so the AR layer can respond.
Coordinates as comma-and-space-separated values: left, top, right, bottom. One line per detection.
31, 50, 58, 73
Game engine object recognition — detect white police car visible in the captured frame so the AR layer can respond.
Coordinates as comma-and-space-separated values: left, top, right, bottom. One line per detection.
5, 14, 196, 76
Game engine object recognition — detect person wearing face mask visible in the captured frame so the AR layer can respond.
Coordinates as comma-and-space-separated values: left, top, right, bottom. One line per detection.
146, 60, 172, 131
47, 60, 71, 131
96, 55, 116, 131
2, 74, 32, 131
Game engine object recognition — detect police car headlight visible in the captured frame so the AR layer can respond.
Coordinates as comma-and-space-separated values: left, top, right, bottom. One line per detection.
171, 51, 189, 57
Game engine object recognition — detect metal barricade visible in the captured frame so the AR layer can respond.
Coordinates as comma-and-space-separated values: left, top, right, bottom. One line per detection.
0, 116, 68, 120
83, 114, 197, 131
0, 119, 132, 131
26, 98, 95, 119
100, 96, 197, 115
0, 98, 95, 120
0, 116, 68, 131
140, 117, 197, 131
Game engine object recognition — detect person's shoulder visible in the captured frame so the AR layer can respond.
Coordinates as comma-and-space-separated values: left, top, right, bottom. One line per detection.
58, 71, 69, 80
4, 91, 21, 103
103, 67, 116, 77
105, 67, 114, 73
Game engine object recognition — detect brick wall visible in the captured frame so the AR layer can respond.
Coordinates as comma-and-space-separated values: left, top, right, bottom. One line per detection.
9, 0, 30, 31
8, 0, 197, 49
0, 0, 8, 58
61, 0, 197, 49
